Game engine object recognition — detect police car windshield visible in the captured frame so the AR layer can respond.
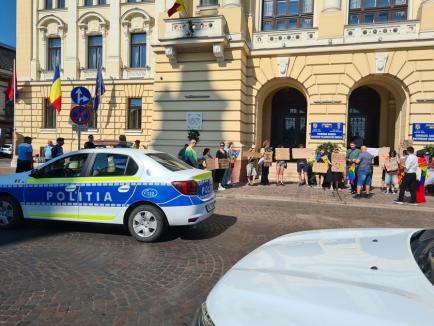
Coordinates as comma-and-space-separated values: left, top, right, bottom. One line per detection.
146, 153, 192, 171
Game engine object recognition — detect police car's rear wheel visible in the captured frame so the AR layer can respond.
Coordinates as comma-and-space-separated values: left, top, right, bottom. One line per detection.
0, 195, 22, 229
128, 205, 165, 242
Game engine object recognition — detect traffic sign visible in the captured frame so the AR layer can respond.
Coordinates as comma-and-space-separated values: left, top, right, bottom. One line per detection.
71, 87, 91, 106
72, 125, 89, 132
70, 106, 91, 125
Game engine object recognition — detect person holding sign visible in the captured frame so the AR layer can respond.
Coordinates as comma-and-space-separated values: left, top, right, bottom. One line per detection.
296, 144, 309, 186
199, 148, 213, 170
275, 145, 287, 186
215, 142, 228, 191
346, 142, 361, 194
246, 145, 258, 186
328, 147, 344, 191
313, 147, 329, 189
260, 140, 273, 186
383, 150, 400, 194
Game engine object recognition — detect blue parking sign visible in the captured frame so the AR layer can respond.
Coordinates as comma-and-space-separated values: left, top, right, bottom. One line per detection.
71, 87, 91, 106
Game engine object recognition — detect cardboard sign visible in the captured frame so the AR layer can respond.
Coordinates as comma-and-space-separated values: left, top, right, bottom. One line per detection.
206, 158, 219, 170
378, 147, 390, 168
264, 151, 273, 163
312, 162, 329, 174
384, 159, 399, 172
331, 153, 346, 172
244, 151, 262, 159
218, 158, 230, 169
292, 148, 314, 159
275, 148, 290, 161
400, 156, 407, 169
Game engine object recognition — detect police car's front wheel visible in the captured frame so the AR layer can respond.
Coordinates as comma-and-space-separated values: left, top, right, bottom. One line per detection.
127, 205, 166, 242
0, 195, 23, 229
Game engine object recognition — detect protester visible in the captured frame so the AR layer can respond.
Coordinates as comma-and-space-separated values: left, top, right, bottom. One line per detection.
351, 134, 363, 149
275, 145, 286, 186
44, 140, 53, 162
222, 141, 234, 188
134, 140, 141, 149
84, 134, 96, 149
314, 146, 328, 189
260, 140, 272, 186
353, 145, 374, 199
415, 150, 428, 204
116, 134, 129, 148
215, 142, 228, 191
395, 146, 418, 205
51, 137, 65, 159
184, 139, 198, 168
398, 149, 408, 186
346, 141, 361, 194
199, 148, 213, 170
246, 145, 257, 186
328, 147, 342, 191
383, 150, 400, 194
296, 144, 309, 186
16, 136, 33, 173
178, 144, 188, 160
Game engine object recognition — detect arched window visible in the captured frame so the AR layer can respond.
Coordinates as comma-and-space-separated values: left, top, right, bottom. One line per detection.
349, 0, 408, 25
262, 0, 314, 31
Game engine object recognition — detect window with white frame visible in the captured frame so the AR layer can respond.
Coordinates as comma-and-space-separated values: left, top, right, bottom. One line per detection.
58, 0, 65, 8
348, 0, 408, 25
48, 37, 61, 71
88, 35, 102, 69
44, 99, 57, 129
127, 98, 142, 130
46, 0, 54, 9
130, 33, 147, 68
262, 0, 314, 31
200, 0, 219, 5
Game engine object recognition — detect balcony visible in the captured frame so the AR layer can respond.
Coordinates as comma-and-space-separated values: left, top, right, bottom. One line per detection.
344, 21, 423, 44
159, 15, 228, 62
252, 29, 330, 50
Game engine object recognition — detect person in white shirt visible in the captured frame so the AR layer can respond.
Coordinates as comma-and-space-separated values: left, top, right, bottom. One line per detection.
44, 140, 53, 162
395, 146, 418, 205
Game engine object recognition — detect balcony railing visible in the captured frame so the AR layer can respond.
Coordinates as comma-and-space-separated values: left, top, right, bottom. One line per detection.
122, 67, 153, 80
344, 21, 420, 43
252, 28, 326, 49
163, 15, 226, 40
40, 70, 54, 81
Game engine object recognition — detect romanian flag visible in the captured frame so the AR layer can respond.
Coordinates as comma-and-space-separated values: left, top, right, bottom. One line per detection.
5, 65, 16, 102
49, 65, 62, 113
167, 0, 185, 17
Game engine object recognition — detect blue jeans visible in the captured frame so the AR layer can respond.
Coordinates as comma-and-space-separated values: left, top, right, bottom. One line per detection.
357, 170, 372, 187
222, 165, 232, 186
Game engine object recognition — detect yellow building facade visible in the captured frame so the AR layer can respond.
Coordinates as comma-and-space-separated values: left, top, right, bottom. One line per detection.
16, 0, 434, 165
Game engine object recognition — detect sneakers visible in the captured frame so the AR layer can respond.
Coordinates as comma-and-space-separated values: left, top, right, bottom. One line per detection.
409, 202, 418, 206
353, 194, 362, 199
218, 186, 226, 191
394, 200, 404, 205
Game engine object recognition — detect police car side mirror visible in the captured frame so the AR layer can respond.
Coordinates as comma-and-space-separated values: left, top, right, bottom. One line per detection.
29, 169, 42, 178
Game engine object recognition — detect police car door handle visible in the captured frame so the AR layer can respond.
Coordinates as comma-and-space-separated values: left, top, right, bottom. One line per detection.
65, 185, 77, 192
118, 185, 130, 193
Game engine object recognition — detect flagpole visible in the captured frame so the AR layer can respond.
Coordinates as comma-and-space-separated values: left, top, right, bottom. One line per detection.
12, 59, 16, 165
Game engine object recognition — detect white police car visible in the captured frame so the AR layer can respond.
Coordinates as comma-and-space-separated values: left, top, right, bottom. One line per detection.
0, 149, 215, 242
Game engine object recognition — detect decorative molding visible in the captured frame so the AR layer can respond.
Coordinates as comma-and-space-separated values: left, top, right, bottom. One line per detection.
163, 15, 226, 39
375, 53, 388, 73
165, 46, 177, 63
276, 57, 289, 77
323, 0, 341, 11
252, 29, 323, 49
213, 43, 224, 62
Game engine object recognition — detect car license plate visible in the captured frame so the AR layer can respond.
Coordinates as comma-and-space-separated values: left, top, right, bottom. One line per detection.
206, 202, 215, 212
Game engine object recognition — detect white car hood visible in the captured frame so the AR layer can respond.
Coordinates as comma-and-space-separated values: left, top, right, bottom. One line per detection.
207, 228, 434, 326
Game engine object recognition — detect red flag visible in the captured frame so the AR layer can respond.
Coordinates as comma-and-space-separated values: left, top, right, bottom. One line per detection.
5, 68, 16, 102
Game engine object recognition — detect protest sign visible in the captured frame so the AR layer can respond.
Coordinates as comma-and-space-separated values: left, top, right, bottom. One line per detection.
205, 158, 219, 170
275, 148, 290, 161
264, 151, 273, 164
378, 147, 390, 168
331, 153, 346, 172
384, 160, 399, 172
218, 158, 230, 169
292, 148, 314, 159
312, 162, 329, 174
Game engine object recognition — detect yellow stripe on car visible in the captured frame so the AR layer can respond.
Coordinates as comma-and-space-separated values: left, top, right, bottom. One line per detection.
27, 176, 140, 183
192, 172, 212, 181
29, 213, 114, 221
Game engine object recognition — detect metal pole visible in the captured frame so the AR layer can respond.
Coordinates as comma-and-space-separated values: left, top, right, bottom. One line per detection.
78, 128, 81, 150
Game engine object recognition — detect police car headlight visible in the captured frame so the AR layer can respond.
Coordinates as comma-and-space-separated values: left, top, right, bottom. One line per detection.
192, 302, 215, 326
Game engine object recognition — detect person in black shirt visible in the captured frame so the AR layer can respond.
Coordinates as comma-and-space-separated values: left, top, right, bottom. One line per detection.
84, 135, 96, 149
215, 142, 228, 191
51, 138, 64, 159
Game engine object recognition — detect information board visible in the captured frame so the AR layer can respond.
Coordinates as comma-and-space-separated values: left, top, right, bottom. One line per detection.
310, 123, 344, 140
412, 123, 434, 142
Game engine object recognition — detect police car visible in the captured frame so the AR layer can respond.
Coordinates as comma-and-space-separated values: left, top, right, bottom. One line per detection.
0, 149, 215, 242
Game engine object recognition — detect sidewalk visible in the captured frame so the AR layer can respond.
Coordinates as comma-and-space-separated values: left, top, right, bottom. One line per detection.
217, 182, 434, 212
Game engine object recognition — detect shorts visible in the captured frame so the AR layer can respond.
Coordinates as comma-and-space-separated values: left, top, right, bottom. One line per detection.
385, 173, 398, 185
276, 161, 287, 168
246, 162, 257, 177
357, 170, 372, 187
297, 163, 308, 173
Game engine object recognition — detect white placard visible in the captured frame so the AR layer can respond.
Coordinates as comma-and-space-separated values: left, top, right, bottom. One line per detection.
367, 148, 379, 157
186, 112, 202, 130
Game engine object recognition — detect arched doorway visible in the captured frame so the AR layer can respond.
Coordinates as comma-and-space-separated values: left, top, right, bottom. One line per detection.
270, 88, 307, 148
348, 87, 381, 148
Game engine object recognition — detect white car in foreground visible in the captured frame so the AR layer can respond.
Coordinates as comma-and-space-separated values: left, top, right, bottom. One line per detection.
194, 228, 434, 325
0, 148, 215, 242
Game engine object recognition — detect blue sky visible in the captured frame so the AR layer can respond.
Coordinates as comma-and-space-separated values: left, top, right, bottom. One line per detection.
0, 1, 16, 47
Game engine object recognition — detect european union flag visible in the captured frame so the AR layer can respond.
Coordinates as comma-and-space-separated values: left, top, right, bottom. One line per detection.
93, 65, 105, 112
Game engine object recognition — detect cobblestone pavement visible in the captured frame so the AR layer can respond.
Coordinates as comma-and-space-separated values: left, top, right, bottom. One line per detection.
2, 196, 434, 326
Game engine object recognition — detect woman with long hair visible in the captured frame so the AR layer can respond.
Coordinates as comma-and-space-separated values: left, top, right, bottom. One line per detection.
260, 140, 272, 186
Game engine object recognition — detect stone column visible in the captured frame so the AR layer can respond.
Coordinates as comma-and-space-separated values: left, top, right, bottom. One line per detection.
106, 0, 120, 78
64, 0, 78, 79
222, 0, 240, 7
323, 0, 341, 11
